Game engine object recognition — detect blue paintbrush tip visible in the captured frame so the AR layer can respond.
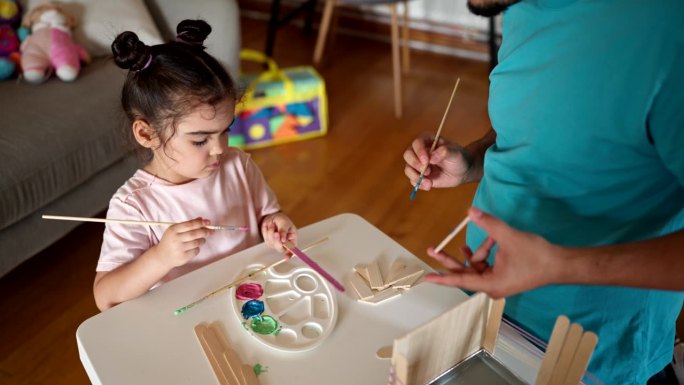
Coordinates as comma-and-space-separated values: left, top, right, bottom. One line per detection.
410, 175, 424, 200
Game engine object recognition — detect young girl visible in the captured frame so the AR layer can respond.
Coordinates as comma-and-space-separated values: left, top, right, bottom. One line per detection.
94, 20, 297, 311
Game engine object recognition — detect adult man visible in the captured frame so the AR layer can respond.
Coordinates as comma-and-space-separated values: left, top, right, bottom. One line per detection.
403, 0, 684, 383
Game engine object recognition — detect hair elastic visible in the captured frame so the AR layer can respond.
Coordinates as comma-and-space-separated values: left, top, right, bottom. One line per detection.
135, 54, 153, 72
175, 31, 203, 45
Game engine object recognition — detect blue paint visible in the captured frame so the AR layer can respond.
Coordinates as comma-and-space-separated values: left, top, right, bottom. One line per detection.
410, 175, 423, 200
241, 299, 265, 320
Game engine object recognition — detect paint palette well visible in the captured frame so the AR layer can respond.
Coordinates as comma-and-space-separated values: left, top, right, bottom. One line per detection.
231, 260, 338, 352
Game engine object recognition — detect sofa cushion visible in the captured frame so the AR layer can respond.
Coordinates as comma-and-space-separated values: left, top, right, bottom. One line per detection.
0, 58, 132, 230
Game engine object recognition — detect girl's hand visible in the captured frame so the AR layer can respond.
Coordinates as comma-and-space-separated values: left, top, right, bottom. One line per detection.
261, 212, 297, 252
403, 133, 474, 191
155, 218, 212, 268
424, 208, 562, 299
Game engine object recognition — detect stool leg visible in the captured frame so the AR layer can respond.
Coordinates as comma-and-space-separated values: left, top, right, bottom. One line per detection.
313, 0, 336, 66
265, 0, 282, 57
390, 4, 403, 119
402, 0, 410, 74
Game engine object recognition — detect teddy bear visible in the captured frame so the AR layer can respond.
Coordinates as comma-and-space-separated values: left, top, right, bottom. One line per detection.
0, 0, 22, 80
20, 2, 89, 83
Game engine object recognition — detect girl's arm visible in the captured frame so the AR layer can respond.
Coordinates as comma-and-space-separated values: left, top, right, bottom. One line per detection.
93, 246, 172, 310
94, 218, 212, 311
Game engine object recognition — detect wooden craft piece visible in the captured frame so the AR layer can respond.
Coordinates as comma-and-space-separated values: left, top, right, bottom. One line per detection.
349, 271, 375, 300
391, 292, 499, 385
194, 325, 233, 385
366, 260, 384, 289
363, 287, 401, 304
194, 322, 260, 385
354, 264, 371, 283
385, 264, 423, 287
562, 331, 598, 385
548, 323, 584, 385
482, 298, 505, 353
390, 270, 424, 289
376, 345, 393, 360
394, 353, 409, 385
535, 316, 570, 385
385, 260, 408, 287
241, 364, 260, 385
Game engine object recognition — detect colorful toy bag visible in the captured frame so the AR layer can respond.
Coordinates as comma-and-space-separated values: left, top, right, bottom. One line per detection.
230, 49, 328, 150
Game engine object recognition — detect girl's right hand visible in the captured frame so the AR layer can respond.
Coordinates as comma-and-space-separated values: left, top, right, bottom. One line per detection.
155, 218, 212, 268
403, 132, 473, 191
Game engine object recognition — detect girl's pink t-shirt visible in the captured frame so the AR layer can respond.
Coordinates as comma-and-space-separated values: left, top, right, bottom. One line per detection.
97, 148, 280, 284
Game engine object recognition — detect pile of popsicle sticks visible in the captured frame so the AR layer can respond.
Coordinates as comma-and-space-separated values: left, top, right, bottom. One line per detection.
348, 259, 425, 304
194, 322, 260, 385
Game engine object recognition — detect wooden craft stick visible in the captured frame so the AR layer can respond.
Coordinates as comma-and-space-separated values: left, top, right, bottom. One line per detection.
42, 214, 248, 231
562, 331, 598, 385
241, 364, 260, 385
211, 323, 245, 385
535, 316, 571, 385
385, 260, 408, 286
376, 345, 393, 360
366, 260, 384, 289
349, 272, 375, 300
390, 271, 424, 289
434, 216, 470, 253
482, 298, 505, 353
362, 287, 401, 304
175, 237, 329, 315
410, 78, 461, 200
548, 323, 584, 385
194, 325, 232, 385
354, 264, 371, 283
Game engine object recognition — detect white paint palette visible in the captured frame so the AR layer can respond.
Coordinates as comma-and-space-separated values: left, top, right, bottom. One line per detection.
231, 260, 338, 352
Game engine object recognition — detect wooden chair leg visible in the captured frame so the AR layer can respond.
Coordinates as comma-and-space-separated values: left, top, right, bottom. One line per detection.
402, 0, 410, 75
390, 4, 403, 119
313, 0, 336, 66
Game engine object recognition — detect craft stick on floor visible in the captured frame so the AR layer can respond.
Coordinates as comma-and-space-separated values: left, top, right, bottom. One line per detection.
42, 214, 248, 231
410, 77, 461, 200
174, 237, 330, 315
283, 241, 345, 292
434, 216, 471, 253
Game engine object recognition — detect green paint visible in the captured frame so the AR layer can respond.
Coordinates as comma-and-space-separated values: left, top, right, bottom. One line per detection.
242, 322, 248, 331
253, 363, 268, 376
250, 315, 278, 335
273, 326, 282, 336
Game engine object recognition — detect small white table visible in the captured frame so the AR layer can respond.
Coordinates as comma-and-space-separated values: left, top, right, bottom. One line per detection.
77, 213, 540, 384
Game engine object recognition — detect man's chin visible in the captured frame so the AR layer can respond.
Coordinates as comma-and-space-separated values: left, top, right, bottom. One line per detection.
467, 0, 520, 17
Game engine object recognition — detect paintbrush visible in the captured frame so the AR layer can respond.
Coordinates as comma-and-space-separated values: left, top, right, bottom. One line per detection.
410, 78, 461, 200
283, 241, 345, 292
434, 216, 471, 253
42, 214, 249, 231
174, 237, 330, 315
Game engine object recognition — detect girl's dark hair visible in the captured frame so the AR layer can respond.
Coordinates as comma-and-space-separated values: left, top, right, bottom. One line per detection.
111, 19, 237, 160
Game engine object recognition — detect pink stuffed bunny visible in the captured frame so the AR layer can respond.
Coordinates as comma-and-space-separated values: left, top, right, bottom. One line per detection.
20, 2, 89, 83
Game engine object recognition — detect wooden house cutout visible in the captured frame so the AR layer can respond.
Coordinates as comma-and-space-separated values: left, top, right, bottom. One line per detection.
389, 293, 598, 385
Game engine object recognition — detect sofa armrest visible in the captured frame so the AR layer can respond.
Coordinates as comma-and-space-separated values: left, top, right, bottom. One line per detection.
143, 0, 241, 77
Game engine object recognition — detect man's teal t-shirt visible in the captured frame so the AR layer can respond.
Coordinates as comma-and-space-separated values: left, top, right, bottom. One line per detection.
467, 0, 684, 383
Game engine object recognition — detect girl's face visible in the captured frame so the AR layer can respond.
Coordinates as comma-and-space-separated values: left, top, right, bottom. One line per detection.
149, 98, 235, 184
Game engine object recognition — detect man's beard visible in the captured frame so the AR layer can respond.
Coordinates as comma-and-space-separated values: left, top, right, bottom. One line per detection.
467, 0, 521, 17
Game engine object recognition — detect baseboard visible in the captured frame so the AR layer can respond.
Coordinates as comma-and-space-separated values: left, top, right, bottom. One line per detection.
238, 0, 493, 62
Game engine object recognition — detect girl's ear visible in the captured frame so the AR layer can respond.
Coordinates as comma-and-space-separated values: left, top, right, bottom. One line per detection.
132, 120, 160, 149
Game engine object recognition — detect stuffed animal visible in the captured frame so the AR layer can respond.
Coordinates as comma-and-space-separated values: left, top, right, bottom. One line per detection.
20, 2, 89, 83
0, 0, 21, 80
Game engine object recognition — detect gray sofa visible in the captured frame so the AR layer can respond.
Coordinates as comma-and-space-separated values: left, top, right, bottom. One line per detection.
0, 0, 240, 277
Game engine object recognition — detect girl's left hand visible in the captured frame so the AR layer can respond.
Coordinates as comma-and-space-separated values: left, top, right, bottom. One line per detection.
261, 212, 297, 252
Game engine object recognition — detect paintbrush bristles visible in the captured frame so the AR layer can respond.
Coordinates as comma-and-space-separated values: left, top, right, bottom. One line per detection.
410, 78, 461, 200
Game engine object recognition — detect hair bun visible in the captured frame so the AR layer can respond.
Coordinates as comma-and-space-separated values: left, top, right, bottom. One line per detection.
176, 19, 212, 46
111, 31, 151, 71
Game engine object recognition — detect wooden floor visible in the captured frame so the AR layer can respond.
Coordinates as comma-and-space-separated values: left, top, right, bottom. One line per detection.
0, 16, 490, 385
